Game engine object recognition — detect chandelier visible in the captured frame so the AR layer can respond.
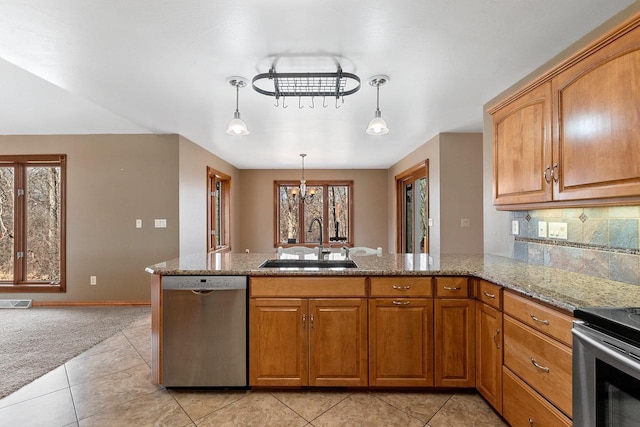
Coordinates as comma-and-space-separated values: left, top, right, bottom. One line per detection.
291, 154, 316, 203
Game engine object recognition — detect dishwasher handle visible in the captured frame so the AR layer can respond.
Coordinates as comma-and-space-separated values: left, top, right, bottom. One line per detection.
191, 290, 215, 295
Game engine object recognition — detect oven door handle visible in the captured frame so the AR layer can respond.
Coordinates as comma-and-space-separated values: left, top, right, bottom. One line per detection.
573, 328, 640, 372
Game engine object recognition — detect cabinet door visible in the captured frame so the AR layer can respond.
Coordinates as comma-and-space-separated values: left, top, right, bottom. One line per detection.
369, 298, 434, 387
492, 82, 553, 205
434, 299, 476, 387
553, 25, 640, 201
308, 298, 368, 387
476, 301, 503, 413
249, 298, 308, 386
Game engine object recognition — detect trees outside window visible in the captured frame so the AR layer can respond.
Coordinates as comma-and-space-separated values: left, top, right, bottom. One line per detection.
396, 161, 428, 254
275, 181, 353, 247
0, 155, 66, 291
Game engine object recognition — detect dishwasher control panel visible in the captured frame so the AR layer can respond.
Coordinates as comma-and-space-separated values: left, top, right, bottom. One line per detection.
161, 275, 247, 290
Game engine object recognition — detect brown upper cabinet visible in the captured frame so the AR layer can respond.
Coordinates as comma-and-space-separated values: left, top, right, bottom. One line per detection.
490, 13, 640, 209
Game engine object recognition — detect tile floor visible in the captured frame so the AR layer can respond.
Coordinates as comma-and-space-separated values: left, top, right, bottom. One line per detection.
0, 314, 508, 426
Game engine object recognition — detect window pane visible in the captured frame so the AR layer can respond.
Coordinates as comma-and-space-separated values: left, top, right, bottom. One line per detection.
418, 177, 428, 252
405, 182, 413, 253
328, 186, 348, 243
0, 167, 14, 281
279, 185, 300, 244
214, 180, 221, 247
303, 186, 323, 243
25, 166, 61, 283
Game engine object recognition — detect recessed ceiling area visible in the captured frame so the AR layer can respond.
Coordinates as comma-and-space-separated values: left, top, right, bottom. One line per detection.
0, 0, 634, 169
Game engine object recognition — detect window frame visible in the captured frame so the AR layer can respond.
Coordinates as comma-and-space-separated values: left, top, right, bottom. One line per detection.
274, 180, 354, 248
207, 167, 231, 253
395, 160, 429, 254
0, 154, 66, 292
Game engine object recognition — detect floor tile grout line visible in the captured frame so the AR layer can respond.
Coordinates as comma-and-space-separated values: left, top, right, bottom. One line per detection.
424, 393, 455, 425
64, 364, 80, 425
269, 390, 353, 424
369, 392, 434, 424
166, 388, 197, 426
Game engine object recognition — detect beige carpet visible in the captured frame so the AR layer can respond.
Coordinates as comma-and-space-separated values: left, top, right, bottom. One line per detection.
0, 306, 150, 399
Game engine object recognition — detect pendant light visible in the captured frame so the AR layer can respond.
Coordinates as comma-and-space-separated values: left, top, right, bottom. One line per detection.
291, 154, 316, 203
366, 75, 390, 135
226, 76, 249, 136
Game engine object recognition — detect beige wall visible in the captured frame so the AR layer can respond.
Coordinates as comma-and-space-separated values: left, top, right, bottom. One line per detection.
482, 2, 640, 256
178, 136, 240, 255
0, 134, 179, 302
237, 169, 388, 253
387, 133, 483, 255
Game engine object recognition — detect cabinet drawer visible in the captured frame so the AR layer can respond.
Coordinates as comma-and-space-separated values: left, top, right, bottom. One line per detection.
370, 277, 432, 297
477, 280, 502, 309
434, 277, 469, 298
503, 291, 573, 346
250, 277, 366, 297
503, 366, 572, 427
503, 315, 572, 417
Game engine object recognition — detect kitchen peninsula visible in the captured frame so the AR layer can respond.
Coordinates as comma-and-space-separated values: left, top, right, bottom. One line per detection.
147, 252, 640, 426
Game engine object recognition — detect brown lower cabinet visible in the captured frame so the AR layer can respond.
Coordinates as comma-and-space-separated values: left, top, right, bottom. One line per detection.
249, 297, 368, 387
434, 298, 476, 387
475, 301, 503, 413
503, 366, 572, 427
368, 298, 434, 386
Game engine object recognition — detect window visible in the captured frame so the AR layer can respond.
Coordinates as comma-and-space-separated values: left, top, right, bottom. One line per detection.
207, 167, 231, 252
396, 161, 428, 253
275, 181, 353, 246
0, 155, 66, 291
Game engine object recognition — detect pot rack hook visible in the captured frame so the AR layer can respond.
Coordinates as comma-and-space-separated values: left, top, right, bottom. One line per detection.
282, 96, 288, 109
299, 96, 304, 109
322, 96, 328, 108
335, 97, 341, 109
309, 96, 315, 109
274, 97, 279, 107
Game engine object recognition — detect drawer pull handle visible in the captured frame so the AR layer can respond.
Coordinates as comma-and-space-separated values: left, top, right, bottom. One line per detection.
529, 418, 534, 427
530, 357, 550, 373
493, 329, 501, 349
302, 314, 306, 330
483, 290, 496, 299
392, 300, 410, 305
544, 165, 551, 184
530, 313, 549, 325
443, 286, 461, 291
392, 285, 411, 290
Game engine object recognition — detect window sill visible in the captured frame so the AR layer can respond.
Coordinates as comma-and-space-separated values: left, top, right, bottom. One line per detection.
0, 284, 65, 293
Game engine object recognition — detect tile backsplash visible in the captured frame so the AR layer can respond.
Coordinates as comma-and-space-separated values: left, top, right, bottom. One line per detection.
511, 206, 640, 285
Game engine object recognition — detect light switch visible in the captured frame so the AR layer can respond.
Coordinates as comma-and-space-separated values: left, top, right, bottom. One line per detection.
154, 219, 167, 228
548, 222, 568, 239
136, 219, 142, 228
511, 220, 519, 235
461, 218, 471, 228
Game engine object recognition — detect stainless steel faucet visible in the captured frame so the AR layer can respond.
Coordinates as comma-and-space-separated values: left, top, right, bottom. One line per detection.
308, 218, 323, 256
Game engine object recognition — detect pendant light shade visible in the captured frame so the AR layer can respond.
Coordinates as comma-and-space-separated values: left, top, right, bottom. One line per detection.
366, 75, 389, 135
226, 77, 249, 136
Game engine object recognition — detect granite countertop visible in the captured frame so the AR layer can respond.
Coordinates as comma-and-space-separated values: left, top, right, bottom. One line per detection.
146, 252, 640, 313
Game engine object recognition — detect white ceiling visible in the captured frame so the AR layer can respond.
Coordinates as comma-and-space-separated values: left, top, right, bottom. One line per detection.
0, 0, 634, 169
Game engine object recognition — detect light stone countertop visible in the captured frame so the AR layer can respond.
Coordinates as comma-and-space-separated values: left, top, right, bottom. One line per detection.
146, 252, 640, 313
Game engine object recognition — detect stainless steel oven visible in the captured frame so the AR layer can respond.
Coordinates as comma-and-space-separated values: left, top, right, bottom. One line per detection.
573, 308, 640, 427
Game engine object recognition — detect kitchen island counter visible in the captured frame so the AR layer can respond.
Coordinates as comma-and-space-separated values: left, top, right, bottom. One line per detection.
146, 252, 640, 312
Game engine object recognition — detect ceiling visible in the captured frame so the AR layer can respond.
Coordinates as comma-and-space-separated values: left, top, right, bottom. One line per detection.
0, 1, 635, 169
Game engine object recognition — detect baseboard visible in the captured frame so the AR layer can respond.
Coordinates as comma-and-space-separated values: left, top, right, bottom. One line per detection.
33, 301, 151, 307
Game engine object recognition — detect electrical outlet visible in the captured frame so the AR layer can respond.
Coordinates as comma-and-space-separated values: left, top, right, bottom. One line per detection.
511, 220, 519, 235
538, 221, 547, 238
154, 219, 167, 228
461, 218, 471, 228
90, 276, 97, 285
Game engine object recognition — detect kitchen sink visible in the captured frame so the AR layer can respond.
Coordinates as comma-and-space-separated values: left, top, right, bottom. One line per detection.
259, 259, 358, 269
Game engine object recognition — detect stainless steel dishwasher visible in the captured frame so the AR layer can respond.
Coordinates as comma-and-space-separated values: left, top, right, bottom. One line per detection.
161, 275, 247, 387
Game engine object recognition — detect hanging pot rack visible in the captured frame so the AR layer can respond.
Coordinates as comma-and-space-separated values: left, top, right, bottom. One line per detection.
252, 66, 361, 106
